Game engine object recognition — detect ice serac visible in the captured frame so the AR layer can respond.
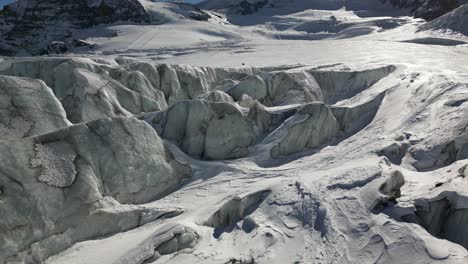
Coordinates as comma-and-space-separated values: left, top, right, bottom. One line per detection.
0, 58, 167, 123
0, 75, 70, 141
117, 223, 199, 264
199, 90, 235, 103
269, 102, 340, 158
309, 65, 394, 104
414, 192, 468, 249
331, 91, 386, 134
0, 117, 191, 263
265, 71, 322, 106
144, 100, 256, 160
228, 75, 267, 101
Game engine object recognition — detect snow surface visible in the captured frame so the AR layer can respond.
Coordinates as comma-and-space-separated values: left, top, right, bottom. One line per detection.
1, 0, 468, 264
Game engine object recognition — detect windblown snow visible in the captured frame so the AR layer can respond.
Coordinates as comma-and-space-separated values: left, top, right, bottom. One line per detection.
0, 0, 468, 264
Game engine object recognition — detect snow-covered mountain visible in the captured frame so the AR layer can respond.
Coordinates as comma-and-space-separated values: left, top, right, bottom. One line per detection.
199, 0, 464, 20
0, 1, 468, 264
0, 0, 212, 55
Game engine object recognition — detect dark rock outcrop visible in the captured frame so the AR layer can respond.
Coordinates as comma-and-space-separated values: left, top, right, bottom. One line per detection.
0, 0, 149, 55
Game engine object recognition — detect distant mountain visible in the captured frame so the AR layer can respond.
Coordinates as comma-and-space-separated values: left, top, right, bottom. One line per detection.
0, 0, 211, 55
198, 0, 464, 20
419, 3, 468, 35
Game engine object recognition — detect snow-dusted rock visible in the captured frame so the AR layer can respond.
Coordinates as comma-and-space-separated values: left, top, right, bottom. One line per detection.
0, 0, 149, 55
47, 41, 68, 55
419, 3, 468, 35
0, 75, 70, 141
0, 116, 191, 263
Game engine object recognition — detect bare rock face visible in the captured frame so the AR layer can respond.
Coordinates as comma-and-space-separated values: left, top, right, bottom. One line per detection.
419, 3, 468, 35
0, 75, 70, 141
413, 0, 461, 21
0, 0, 149, 54
0, 116, 191, 263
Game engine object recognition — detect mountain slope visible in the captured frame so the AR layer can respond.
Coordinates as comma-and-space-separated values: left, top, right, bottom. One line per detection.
0, 0, 212, 55
199, 0, 466, 20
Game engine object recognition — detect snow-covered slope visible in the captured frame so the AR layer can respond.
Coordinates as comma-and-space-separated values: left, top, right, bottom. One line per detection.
199, 0, 465, 20
0, 1, 468, 264
0, 0, 214, 55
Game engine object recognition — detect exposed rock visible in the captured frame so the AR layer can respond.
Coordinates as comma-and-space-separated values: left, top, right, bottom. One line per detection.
414, 0, 460, 21
0, 75, 70, 141
170, 2, 211, 21
0, 0, 149, 54
47, 41, 68, 54
71, 39, 97, 49
419, 4, 468, 35
0, 117, 191, 263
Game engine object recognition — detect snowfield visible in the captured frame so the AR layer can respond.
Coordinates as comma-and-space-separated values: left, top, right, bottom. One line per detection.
0, 1, 468, 264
